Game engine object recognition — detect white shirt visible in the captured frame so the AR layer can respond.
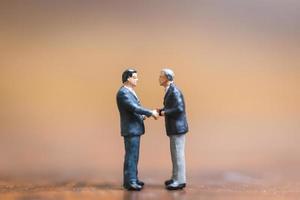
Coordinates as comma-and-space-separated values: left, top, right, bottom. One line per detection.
165, 85, 170, 93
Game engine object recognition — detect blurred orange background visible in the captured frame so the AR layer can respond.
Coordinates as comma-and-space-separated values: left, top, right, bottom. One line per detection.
0, 0, 299, 183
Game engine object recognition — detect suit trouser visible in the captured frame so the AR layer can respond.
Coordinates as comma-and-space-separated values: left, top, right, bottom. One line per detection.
123, 135, 140, 185
170, 134, 186, 184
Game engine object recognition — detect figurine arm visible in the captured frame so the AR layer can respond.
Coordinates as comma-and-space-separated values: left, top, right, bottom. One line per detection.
119, 92, 153, 117
163, 91, 184, 116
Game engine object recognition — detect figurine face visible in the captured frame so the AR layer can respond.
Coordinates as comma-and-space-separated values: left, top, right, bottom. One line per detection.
159, 71, 168, 86
127, 72, 138, 87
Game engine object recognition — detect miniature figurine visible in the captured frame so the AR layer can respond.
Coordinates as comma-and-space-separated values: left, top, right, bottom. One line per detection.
116, 69, 159, 191
158, 68, 188, 190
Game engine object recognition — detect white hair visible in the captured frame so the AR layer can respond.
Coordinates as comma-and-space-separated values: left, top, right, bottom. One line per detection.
161, 68, 175, 81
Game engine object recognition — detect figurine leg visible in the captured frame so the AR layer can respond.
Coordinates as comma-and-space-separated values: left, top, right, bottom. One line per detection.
123, 136, 140, 186
170, 135, 186, 184
170, 136, 178, 181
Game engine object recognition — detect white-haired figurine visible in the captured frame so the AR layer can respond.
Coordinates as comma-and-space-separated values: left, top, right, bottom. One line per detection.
158, 68, 189, 190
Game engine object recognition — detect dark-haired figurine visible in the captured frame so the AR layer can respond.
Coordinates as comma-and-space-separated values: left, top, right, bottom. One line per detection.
116, 69, 159, 191
158, 68, 189, 190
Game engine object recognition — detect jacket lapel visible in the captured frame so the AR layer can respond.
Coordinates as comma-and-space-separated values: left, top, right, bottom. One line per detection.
132, 93, 140, 105
123, 86, 140, 104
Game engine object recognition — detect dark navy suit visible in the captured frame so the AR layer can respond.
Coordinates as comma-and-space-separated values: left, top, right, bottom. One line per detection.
116, 86, 152, 185
162, 83, 188, 135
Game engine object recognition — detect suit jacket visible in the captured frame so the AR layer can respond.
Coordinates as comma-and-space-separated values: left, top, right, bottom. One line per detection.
116, 86, 152, 137
161, 83, 188, 136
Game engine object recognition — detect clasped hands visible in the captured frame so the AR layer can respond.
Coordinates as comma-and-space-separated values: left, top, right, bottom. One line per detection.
149, 108, 165, 120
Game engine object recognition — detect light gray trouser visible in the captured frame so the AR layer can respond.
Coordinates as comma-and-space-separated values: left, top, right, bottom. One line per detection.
169, 134, 186, 184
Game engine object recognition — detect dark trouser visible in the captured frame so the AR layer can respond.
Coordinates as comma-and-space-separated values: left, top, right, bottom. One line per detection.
123, 135, 140, 186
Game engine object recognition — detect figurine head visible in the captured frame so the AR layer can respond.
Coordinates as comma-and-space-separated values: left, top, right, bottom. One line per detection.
122, 69, 138, 87
159, 68, 174, 87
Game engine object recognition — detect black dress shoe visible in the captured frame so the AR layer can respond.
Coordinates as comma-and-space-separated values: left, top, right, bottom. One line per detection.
124, 182, 142, 191
164, 179, 174, 186
137, 180, 144, 186
166, 182, 186, 190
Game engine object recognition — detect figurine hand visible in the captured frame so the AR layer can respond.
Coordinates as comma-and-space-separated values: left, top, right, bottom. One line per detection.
156, 108, 164, 116
151, 110, 159, 120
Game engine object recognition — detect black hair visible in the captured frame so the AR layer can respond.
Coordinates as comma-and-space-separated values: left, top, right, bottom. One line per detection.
122, 69, 137, 83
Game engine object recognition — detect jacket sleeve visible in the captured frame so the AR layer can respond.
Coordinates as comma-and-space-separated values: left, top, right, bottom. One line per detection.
118, 92, 153, 117
164, 90, 184, 116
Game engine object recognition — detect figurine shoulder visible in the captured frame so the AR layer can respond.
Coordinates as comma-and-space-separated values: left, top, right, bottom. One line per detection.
117, 87, 130, 99
172, 85, 183, 96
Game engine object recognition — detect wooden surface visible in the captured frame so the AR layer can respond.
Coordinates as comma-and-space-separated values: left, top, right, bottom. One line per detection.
1, 179, 299, 200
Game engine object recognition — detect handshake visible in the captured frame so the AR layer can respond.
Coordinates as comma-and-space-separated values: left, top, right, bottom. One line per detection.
147, 108, 165, 120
